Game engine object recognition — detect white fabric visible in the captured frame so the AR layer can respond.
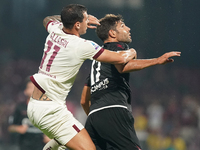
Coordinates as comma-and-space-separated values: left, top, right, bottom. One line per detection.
88, 105, 128, 116
43, 139, 67, 150
28, 98, 84, 146
33, 20, 103, 104
43, 139, 60, 150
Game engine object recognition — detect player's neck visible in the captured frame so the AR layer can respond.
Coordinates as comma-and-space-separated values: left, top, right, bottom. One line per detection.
104, 38, 119, 43
62, 27, 80, 37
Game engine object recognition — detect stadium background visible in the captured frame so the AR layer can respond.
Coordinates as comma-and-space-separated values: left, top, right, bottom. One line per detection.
0, 0, 200, 149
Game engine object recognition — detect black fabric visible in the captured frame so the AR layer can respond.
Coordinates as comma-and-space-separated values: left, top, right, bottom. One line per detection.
85, 108, 141, 150
87, 42, 132, 112
85, 42, 141, 149
10, 102, 44, 150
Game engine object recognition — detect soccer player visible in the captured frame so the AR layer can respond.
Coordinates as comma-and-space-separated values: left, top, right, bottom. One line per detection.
8, 78, 49, 150
80, 14, 181, 150
27, 4, 136, 150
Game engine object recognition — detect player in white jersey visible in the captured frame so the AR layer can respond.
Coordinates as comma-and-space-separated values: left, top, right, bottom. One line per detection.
27, 4, 136, 150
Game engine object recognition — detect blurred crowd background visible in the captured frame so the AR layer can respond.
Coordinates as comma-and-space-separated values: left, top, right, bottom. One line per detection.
0, 0, 200, 150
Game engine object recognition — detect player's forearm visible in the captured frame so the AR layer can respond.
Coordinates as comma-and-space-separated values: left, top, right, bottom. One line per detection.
81, 103, 90, 116
80, 86, 91, 115
97, 49, 136, 65
81, 99, 90, 115
8, 125, 28, 134
121, 58, 159, 73
43, 15, 61, 28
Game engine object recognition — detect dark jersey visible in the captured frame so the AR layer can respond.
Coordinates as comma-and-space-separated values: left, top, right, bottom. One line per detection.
9, 101, 44, 150
86, 42, 132, 113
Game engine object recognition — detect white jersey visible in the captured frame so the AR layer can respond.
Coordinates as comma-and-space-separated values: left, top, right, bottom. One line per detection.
31, 20, 104, 104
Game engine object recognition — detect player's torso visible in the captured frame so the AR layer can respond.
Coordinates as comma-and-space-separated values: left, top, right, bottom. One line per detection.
33, 21, 102, 102
39, 31, 85, 82
89, 42, 131, 111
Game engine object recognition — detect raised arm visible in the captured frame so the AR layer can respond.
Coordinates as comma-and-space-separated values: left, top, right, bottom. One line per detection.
115, 51, 181, 73
43, 14, 99, 29
80, 85, 91, 116
95, 48, 137, 65
43, 15, 61, 28
87, 15, 100, 29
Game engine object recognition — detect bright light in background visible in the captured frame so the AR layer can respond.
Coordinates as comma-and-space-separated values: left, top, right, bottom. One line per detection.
108, 0, 144, 9
81, 0, 144, 9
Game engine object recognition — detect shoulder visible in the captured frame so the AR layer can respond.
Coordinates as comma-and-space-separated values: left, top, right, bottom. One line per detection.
46, 21, 63, 33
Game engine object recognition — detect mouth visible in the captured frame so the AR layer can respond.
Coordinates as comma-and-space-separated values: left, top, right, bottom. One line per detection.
129, 33, 131, 38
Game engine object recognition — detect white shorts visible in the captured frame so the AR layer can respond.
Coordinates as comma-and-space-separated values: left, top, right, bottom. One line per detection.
27, 98, 84, 145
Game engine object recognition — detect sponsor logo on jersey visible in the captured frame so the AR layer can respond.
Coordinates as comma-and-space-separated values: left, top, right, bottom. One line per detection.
91, 42, 100, 50
117, 44, 124, 49
39, 70, 56, 79
91, 78, 109, 93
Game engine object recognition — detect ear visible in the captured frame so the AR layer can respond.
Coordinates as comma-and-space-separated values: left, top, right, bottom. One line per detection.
75, 22, 81, 30
109, 30, 116, 38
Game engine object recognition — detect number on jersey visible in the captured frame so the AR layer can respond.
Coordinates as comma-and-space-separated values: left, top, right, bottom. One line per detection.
39, 40, 61, 72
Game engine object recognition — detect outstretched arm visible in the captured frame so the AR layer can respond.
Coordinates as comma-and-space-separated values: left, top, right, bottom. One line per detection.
115, 51, 181, 73
43, 15, 61, 28
80, 85, 91, 116
95, 48, 137, 65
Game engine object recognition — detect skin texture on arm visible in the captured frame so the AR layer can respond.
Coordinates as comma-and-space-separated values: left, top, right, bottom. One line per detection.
80, 85, 91, 116
95, 48, 137, 65
115, 51, 181, 73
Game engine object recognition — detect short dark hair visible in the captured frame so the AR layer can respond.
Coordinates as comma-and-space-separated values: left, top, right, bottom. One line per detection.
96, 14, 123, 42
61, 4, 87, 29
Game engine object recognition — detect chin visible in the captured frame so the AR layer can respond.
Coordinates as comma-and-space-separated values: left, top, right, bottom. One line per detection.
124, 40, 132, 44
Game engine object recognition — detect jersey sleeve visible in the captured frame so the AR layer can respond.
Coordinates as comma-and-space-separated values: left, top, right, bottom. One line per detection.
77, 40, 104, 60
46, 20, 62, 33
85, 74, 91, 87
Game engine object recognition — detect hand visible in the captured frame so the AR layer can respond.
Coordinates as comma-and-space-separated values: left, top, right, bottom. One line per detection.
87, 15, 100, 29
157, 51, 181, 64
118, 48, 137, 63
125, 48, 137, 59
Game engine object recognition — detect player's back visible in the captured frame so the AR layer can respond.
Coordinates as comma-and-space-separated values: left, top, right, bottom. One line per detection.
39, 31, 86, 82
31, 20, 102, 103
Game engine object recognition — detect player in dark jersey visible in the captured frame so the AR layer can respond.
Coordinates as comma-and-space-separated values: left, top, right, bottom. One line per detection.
80, 14, 181, 150
8, 78, 49, 150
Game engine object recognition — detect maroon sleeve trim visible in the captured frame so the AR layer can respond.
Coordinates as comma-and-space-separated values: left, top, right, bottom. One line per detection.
45, 21, 53, 31
93, 48, 105, 59
84, 83, 89, 86
72, 124, 81, 133
30, 76, 45, 94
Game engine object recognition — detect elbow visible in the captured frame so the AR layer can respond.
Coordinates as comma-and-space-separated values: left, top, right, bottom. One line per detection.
117, 69, 124, 74
80, 99, 86, 106
43, 16, 51, 29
